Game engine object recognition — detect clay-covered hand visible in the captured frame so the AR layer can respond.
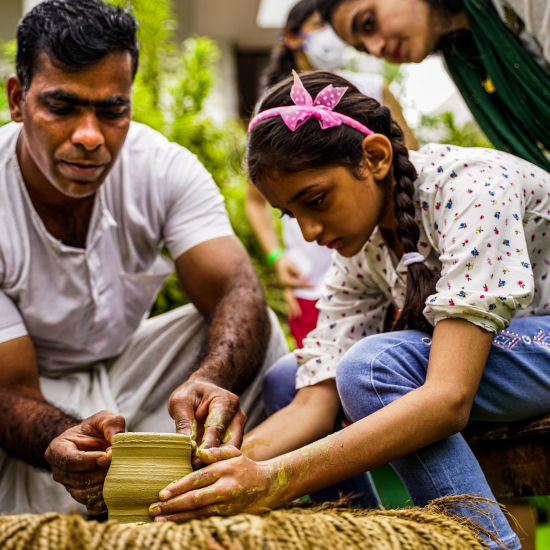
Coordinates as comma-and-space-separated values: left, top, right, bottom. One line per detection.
45, 409, 126, 515
168, 377, 247, 465
149, 446, 288, 521
274, 255, 312, 289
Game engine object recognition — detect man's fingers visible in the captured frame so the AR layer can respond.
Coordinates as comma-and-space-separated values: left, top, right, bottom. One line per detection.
51, 464, 108, 489
170, 391, 199, 438
220, 412, 246, 449
80, 410, 126, 442
46, 446, 109, 473
67, 483, 106, 506
200, 405, 235, 449
96, 412, 126, 443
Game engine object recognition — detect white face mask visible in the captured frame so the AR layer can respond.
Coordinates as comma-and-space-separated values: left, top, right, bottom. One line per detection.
303, 26, 347, 71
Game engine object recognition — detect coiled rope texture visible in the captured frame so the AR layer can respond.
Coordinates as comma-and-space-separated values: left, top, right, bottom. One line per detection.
0, 497, 496, 550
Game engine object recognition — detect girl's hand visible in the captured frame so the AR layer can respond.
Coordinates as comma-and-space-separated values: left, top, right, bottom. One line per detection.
149, 446, 288, 522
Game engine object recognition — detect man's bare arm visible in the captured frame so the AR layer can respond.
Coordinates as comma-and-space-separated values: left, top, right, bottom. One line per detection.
176, 235, 270, 392
0, 334, 125, 512
0, 335, 80, 469
169, 236, 272, 451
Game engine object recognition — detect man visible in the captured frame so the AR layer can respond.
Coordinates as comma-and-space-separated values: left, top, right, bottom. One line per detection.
0, 0, 286, 516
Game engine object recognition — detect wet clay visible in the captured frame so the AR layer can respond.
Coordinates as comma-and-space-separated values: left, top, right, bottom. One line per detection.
103, 432, 192, 523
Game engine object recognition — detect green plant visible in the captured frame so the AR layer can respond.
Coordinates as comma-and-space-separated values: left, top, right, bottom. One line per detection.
0, 40, 16, 126
417, 111, 493, 148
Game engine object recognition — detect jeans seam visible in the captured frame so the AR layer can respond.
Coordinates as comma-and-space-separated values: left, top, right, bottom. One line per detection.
367, 338, 429, 410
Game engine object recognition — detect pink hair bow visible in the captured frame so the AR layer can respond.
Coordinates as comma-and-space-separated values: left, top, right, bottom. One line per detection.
248, 70, 373, 136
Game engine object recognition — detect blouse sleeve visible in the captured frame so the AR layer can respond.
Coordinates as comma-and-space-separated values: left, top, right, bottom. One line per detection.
294, 252, 391, 389
422, 158, 534, 332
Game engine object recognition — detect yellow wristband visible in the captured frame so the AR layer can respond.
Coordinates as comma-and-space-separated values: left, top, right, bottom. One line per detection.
267, 248, 285, 265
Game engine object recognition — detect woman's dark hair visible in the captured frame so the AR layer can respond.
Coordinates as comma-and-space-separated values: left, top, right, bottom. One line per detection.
248, 71, 438, 332
318, 0, 464, 23
263, 0, 319, 88
16, 0, 139, 91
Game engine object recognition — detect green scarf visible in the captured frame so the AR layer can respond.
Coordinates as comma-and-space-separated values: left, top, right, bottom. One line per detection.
441, 0, 550, 171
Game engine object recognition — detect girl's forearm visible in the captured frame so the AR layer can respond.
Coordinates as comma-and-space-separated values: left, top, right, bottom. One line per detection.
263, 383, 480, 505
271, 319, 494, 504
242, 380, 340, 461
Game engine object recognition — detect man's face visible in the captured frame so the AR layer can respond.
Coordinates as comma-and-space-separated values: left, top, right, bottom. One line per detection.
9, 50, 133, 201
330, 0, 441, 64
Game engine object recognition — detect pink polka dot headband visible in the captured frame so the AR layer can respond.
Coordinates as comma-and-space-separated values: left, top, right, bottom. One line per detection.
248, 70, 374, 136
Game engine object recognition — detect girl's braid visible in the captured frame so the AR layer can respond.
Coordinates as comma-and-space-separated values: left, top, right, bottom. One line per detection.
386, 115, 438, 333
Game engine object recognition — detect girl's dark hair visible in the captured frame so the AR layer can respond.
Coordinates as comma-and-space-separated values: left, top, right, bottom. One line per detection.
16, 0, 139, 91
248, 71, 438, 333
263, 0, 319, 88
318, 0, 464, 22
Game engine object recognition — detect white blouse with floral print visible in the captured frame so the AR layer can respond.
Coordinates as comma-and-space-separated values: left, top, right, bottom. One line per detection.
295, 143, 550, 389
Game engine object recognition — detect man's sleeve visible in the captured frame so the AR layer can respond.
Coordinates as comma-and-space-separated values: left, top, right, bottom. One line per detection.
0, 290, 27, 344
160, 145, 234, 260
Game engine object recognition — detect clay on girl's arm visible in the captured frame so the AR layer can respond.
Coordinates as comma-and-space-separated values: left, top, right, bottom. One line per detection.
241, 380, 341, 461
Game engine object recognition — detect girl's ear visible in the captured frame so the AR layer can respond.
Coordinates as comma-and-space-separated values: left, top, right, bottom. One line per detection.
361, 133, 393, 181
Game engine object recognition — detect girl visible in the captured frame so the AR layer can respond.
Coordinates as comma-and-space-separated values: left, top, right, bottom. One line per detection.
247, 0, 416, 347
149, 71, 550, 550
319, 0, 550, 172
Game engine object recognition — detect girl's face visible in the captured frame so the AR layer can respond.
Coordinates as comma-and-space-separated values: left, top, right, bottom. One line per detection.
256, 164, 394, 258
330, 0, 443, 63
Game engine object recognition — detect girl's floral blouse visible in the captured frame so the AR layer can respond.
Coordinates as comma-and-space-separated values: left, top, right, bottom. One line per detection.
295, 143, 550, 389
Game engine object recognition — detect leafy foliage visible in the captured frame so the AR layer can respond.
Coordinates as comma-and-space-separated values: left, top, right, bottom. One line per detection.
0, 41, 15, 126
416, 111, 493, 148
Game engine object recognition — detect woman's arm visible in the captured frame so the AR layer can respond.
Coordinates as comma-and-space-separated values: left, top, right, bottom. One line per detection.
245, 184, 309, 297
150, 317, 493, 521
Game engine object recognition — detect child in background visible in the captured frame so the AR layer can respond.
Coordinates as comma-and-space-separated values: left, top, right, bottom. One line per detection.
150, 71, 550, 550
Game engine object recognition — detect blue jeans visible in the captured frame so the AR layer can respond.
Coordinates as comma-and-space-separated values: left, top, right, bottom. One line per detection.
263, 316, 550, 550
262, 358, 382, 509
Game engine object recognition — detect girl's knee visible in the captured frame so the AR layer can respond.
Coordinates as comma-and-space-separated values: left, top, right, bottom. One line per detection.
336, 340, 380, 421
262, 353, 298, 415
336, 332, 430, 421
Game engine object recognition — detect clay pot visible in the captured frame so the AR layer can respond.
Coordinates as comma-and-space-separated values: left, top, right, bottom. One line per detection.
103, 432, 193, 523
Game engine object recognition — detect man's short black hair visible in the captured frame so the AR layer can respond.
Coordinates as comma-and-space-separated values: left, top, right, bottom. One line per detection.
16, 0, 139, 90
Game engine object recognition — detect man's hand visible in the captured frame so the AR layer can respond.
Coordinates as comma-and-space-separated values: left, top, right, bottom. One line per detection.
45, 410, 125, 515
168, 377, 247, 467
